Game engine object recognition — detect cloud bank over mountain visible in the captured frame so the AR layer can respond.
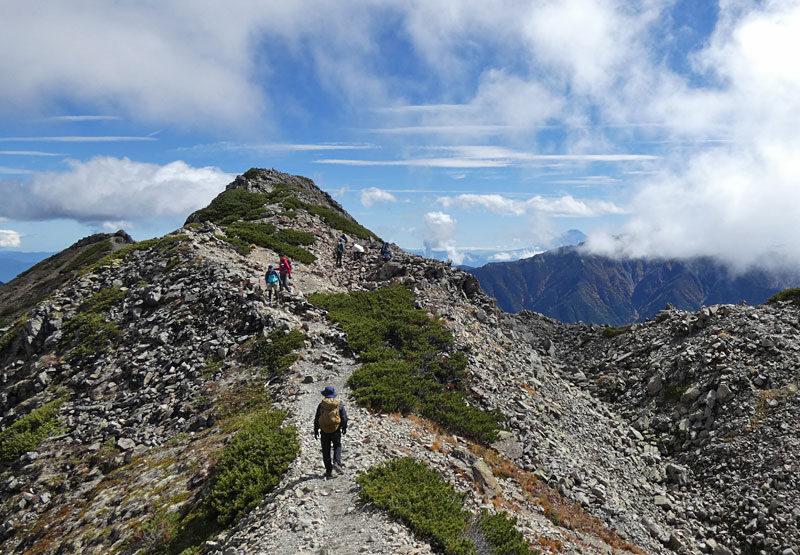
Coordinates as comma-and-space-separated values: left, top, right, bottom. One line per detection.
0, 157, 232, 231
1, 1, 798, 269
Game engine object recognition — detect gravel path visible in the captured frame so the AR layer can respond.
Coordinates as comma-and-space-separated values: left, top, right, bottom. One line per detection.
209, 317, 435, 555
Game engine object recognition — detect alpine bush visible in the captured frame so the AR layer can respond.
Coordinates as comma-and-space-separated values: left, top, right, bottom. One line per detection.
192, 189, 269, 224
357, 458, 474, 555
0, 397, 65, 463
258, 329, 306, 376
306, 204, 377, 240
768, 287, 800, 307
472, 510, 532, 555
357, 458, 534, 555
165, 409, 299, 553
205, 410, 299, 525
309, 285, 504, 443
224, 222, 315, 264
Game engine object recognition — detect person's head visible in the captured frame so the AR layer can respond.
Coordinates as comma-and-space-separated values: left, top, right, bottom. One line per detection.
320, 385, 337, 398
268, 265, 273, 270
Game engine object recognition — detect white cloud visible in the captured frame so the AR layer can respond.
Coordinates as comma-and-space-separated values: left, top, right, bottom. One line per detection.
0, 136, 156, 143
0, 166, 34, 175
0, 229, 21, 247
37, 115, 120, 122
360, 187, 397, 208
0, 150, 63, 156
316, 158, 509, 168
0, 157, 233, 227
439, 193, 626, 217
422, 211, 463, 263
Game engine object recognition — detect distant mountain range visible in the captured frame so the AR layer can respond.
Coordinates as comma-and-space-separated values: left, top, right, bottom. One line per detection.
407, 229, 586, 267
0, 251, 55, 283
467, 246, 800, 325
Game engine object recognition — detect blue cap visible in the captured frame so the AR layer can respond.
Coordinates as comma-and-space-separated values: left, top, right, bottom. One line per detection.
268, 265, 273, 269
320, 386, 337, 398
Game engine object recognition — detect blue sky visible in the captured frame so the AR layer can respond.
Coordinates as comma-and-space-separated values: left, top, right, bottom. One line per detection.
1, 1, 799, 270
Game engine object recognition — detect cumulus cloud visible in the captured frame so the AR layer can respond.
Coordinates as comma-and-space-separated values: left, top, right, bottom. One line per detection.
0, 157, 233, 228
423, 211, 462, 264
360, 187, 397, 207
438, 193, 626, 217
0, 230, 21, 248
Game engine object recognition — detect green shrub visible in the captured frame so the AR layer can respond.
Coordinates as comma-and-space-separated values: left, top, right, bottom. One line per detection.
601, 325, 629, 338
309, 285, 504, 443
215, 234, 252, 256
61, 313, 120, 356
258, 329, 306, 376
243, 168, 261, 180
165, 409, 299, 553
224, 222, 316, 264
79, 286, 126, 313
282, 197, 304, 211
62, 239, 114, 273
60, 287, 126, 356
192, 189, 269, 224
272, 229, 314, 246
263, 183, 304, 204
0, 397, 65, 463
768, 287, 800, 307
472, 510, 532, 555
357, 458, 474, 555
89, 235, 189, 271
205, 410, 299, 525
0, 317, 28, 360
306, 204, 378, 240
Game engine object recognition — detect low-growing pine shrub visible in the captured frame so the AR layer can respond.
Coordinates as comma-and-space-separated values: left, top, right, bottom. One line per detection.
357, 458, 474, 555
258, 329, 306, 376
306, 204, 378, 240
601, 325, 629, 338
768, 287, 800, 307
205, 410, 299, 525
164, 409, 299, 553
192, 189, 268, 224
472, 510, 532, 555
358, 458, 533, 555
309, 285, 504, 443
225, 222, 315, 264
0, 397, 65, 463
272, 229, 314, 246
215, 234, 252, 256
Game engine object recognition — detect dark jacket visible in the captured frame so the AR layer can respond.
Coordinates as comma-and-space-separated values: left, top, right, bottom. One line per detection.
314, 400, 348, 435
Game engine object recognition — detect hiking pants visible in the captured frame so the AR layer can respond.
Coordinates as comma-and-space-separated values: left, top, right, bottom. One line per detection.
320, 430, 342, 474
279, 274, 291, 292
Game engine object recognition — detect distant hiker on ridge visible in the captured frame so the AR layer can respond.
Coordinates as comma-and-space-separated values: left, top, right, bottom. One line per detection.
380, 241, 391, 262
335, 237, 345, 267
314, 385, 348, 478
278, 253, 292, 293
265, 264, 280, 304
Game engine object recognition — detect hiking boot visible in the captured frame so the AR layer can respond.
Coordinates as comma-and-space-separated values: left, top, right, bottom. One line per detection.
333, 462, 344, 474
325, 470, 333, 479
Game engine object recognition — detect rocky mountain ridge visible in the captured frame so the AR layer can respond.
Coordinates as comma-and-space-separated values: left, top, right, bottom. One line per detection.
0, 169, 798, 554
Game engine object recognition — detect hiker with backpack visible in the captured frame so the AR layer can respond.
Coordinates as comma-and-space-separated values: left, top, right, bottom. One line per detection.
278, 253, 292, 293
335, 237, 345, 267
264, 264, 280, 303
314, 385, 348, 478
380, 241, 391, 262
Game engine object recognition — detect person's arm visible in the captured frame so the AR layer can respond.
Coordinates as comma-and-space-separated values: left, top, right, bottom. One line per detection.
314, 404, 321, 437
339, 404, 348, 434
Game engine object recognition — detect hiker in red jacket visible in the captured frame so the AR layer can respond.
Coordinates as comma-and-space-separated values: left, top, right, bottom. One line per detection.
314, 386, 349, 478
278, 253, 292, 293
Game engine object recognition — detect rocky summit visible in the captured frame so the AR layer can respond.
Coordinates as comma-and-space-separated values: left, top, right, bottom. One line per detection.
0, 168, 798, 555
